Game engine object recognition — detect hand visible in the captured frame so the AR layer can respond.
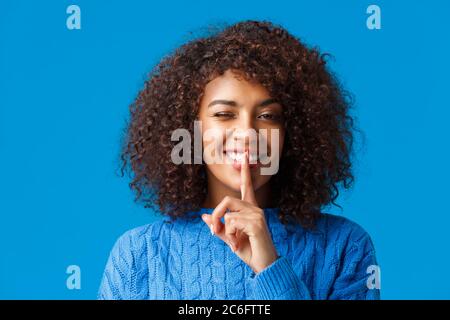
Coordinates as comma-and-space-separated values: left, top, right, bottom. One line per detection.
201, 151, 279, 274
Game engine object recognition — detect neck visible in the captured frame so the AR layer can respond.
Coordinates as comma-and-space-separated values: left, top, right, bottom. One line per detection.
202, 171, 273, 208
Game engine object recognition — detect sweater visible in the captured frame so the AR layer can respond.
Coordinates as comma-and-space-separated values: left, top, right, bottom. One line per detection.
98, 208, 380, 300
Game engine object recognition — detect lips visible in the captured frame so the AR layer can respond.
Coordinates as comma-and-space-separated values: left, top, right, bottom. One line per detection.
224, 151, 258, 163
222, 149, 263, 171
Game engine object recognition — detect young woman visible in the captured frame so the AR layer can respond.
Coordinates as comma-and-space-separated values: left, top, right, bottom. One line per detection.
98, 20, 380, 300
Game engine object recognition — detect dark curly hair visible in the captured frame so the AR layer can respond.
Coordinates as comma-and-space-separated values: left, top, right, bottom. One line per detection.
118, 20, 358, 229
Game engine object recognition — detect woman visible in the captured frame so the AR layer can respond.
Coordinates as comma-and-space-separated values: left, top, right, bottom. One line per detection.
98, 20, 380, 300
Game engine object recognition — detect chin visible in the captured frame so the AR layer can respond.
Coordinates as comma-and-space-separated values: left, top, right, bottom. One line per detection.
225, 176, 267, 194
220, 176, 242, 193
207, 165, 271, 195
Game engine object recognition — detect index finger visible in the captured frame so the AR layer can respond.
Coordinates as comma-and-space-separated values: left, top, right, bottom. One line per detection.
241, 151, 257, 205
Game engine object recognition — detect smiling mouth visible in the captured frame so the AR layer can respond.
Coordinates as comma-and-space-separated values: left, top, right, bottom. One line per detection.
224, 151, 257, 162
222, 149, 270, 170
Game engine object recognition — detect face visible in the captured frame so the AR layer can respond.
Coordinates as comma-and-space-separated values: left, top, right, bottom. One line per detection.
197, 69, 285, 194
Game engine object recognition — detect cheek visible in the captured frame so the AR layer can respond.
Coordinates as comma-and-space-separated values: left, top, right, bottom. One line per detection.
201, 126, 226, 163
200, 119, 227, 144
198, 114, 231, 169
266, 128, 285, 154
252, 172, 271, 189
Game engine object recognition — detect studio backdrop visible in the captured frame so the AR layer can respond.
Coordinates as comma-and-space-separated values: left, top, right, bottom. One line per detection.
0, 0, 449, 299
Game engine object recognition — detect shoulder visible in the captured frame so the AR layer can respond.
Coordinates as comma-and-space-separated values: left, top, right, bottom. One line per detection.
101, 222, 166, 283
111, 219, 169, 255
110, 216, 200, 256
99, 217, 201, 299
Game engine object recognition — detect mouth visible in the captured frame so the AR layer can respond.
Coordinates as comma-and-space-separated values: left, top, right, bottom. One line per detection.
223, 149, 269, 171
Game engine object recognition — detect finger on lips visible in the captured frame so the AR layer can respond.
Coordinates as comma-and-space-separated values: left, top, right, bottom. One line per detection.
240, 151, 257, 205
202, 151, 259, 253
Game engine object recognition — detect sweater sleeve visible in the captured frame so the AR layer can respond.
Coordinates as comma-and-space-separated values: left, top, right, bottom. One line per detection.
249, 256, 312, 300
327, 227, 381, 300
249, 219, 381, 300
97, 231, 135, 300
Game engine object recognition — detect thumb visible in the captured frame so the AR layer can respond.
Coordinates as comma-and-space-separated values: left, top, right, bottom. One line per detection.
201, 214, 215, 235
202, 213, 235, 250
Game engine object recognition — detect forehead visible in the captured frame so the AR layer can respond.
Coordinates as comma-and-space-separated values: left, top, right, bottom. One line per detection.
202, 70, 271, 103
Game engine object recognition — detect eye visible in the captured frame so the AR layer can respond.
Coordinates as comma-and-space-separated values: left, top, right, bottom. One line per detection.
258, 113, 281, 121
213, 112, 235, 119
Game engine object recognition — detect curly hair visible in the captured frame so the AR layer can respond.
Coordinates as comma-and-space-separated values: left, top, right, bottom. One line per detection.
118, 20, 358, 229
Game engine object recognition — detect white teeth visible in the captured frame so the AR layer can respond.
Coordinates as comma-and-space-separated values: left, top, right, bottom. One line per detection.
225, 152, 237, 161
225, 151, 259, 163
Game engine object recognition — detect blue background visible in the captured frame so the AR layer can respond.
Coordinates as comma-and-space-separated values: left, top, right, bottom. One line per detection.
1, 0, 449, 299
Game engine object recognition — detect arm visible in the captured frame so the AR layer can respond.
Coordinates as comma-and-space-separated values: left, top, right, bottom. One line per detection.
249, 223, 380, 300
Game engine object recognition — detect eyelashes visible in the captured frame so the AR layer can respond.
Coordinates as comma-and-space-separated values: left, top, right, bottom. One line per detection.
213, 112, 235, 119
212, 112, 282, 122
258, 113, 282, 121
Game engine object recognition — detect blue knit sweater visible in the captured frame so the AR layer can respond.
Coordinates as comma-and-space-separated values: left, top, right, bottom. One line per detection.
98, 208, 380, 300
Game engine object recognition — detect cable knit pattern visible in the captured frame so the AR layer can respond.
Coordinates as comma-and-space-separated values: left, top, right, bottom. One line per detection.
98, 208, 380, 300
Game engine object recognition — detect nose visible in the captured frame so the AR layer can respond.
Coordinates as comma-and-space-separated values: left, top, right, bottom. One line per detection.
230, 114, 257, 148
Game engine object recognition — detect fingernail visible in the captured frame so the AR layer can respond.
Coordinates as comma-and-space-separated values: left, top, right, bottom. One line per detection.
210, 224, 214, 235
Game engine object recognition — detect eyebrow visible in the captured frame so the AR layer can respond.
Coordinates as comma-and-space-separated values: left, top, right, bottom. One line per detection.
207, 98, 279, 108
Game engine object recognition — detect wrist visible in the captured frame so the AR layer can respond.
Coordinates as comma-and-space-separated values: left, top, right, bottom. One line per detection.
254, 250, 279, 274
